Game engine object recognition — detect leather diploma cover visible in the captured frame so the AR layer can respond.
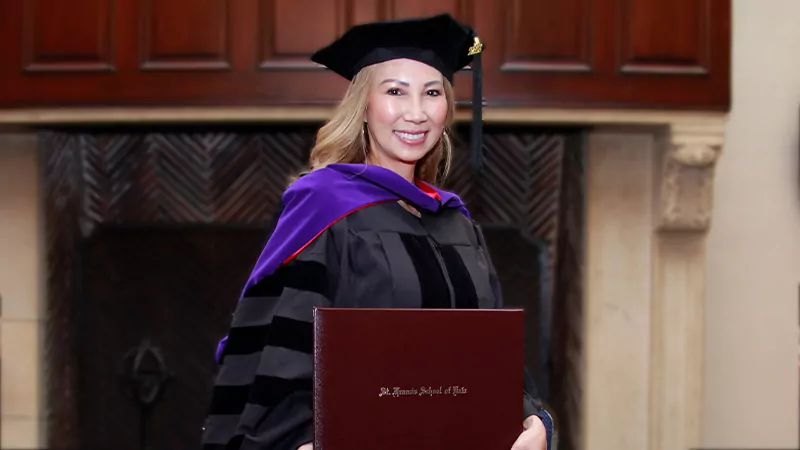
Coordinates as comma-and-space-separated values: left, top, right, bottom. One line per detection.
313, 307, 524, 450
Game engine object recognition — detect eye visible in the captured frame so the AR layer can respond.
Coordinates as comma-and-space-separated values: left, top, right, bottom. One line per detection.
426, 89, 442, 96
386, 88, 402, 95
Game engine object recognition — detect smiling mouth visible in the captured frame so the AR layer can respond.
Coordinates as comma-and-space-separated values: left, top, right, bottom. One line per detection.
393, 131, 427, 143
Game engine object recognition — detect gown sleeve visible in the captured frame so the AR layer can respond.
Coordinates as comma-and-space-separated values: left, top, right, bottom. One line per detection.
473, 221, 556, 450
201, 225, 340, 450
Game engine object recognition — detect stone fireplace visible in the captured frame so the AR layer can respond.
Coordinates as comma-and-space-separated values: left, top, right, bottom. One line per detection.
0, 106, 726, 450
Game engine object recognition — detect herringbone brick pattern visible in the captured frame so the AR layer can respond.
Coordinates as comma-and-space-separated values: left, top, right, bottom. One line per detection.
40, 125, 583, 450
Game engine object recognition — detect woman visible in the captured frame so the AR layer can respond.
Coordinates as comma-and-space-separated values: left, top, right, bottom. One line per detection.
201, 14, 554, 450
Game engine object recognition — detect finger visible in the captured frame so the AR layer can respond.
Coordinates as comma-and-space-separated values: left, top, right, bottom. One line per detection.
509, 431, 529, 450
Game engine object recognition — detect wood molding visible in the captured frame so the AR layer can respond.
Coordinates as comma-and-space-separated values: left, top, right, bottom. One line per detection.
0, 106, 728, 127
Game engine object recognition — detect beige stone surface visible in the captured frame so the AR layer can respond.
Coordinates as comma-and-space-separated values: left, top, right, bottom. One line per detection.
0, 135, 42, 322
1, 416, 44, 448
584, 132, 655, 450
0, 320, 43, 418
704, 0, 800, 447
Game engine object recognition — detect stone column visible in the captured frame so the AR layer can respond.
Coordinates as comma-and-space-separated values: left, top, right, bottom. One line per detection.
649, 121, 724, 450
0, 133, 46, 449
583, 117, 725, 450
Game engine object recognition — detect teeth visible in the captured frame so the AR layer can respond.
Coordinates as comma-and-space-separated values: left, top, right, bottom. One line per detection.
394, 131, 425, 140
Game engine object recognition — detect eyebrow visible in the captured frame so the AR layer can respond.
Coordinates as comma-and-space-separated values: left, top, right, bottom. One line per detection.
380, 79, 442, 87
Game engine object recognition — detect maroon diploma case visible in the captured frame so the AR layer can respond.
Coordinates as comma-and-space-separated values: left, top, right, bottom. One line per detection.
312, 307, 524, 450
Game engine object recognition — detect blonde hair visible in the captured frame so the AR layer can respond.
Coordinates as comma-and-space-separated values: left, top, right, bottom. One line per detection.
305, 64, 456, 185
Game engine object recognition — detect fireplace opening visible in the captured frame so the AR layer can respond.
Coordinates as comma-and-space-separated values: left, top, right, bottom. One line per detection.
39, 123, 587, 450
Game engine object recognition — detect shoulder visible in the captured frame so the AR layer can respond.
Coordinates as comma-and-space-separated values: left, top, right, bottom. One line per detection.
272, 168, 354, 246
275, 167, 405, 243
240, 169, 359, 292
282, 167, 349, 208
416, 180, 469, 214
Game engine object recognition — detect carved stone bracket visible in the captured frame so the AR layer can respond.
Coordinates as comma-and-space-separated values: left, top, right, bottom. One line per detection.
658, 120, 726, 232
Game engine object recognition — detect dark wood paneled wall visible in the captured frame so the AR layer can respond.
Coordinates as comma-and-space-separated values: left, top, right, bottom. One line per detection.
40, 124, 586, 449
0, 0, 730, 110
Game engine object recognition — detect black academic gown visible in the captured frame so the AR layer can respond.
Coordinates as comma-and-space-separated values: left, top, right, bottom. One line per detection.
201, 165, 551, 450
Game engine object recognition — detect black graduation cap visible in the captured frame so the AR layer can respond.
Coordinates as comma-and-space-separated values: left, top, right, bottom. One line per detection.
311, 13, 486, 174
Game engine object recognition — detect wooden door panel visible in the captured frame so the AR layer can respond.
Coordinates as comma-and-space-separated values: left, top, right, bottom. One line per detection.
21, 0, 114, 73
499, 0, 593, 73
139, 0, 234, 70
389, 0, 471, 21
258, 0, 351, 69
618, 0, 711, 74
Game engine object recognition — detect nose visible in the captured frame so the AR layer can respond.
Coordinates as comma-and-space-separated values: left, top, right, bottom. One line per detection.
403, 96, 427, 124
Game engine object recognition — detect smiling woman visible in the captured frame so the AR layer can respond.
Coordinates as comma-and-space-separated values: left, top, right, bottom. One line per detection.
306, 58, 456, 185
200, 14, 554, 450
364, 59, 453, 181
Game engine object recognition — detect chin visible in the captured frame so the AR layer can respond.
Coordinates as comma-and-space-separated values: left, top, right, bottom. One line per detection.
371, 134, 438, 168
393, 141, 437, 162
390, 147, 431, 165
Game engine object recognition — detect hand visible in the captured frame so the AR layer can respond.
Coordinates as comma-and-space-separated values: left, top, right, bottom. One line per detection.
297, 444, 313, 450
510, 415, 547, 450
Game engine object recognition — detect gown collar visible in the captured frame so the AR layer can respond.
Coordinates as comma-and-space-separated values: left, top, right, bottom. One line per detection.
326, 163, 464, 213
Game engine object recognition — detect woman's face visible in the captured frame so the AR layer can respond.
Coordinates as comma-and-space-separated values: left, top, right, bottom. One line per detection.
365, 58, 449, 178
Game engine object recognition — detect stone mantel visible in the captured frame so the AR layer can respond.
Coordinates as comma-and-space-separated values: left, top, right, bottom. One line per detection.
0, 107, 728, 450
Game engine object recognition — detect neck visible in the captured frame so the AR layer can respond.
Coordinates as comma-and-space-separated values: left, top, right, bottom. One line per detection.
366, 154, 416, 184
